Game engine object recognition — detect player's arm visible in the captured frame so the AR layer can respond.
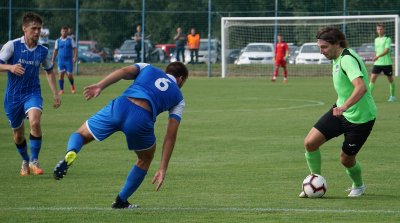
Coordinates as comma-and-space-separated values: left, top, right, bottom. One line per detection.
73, 47, 77, 63
45, 69, 61, 108
52, 41, 58, 65
0, 41, 25, 76
333, 56, 366, 117
42, 56, 61, 108
284, 44, 289, 59
83, 65, 139, 100
152, 117, 180, 191
373, 38, 391, 61
71, 38, 78, 63
373, 48, 390, 61
333, 77, 366, 117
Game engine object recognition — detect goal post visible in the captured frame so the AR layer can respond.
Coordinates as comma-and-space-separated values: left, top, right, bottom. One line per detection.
221, 15, 399, 78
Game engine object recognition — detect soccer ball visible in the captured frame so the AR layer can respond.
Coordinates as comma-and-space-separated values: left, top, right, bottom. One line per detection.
302, 174, 327, 198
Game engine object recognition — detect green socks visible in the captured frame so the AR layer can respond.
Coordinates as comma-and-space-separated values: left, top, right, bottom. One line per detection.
305, 149, 321, 175
346, 162, 363, 187
369, 82, 395, 96
369, 82, 375, 93
390, 82, 395, 96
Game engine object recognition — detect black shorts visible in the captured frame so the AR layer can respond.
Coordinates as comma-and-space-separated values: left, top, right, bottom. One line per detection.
372, 65, 393, 76
314, 106, 375, 156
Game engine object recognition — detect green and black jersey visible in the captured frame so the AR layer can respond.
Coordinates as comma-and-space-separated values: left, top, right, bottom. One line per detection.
332, 48, 377, 123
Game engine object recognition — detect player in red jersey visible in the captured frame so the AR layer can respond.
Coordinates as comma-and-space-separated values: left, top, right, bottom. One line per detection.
271, 34, 289, 83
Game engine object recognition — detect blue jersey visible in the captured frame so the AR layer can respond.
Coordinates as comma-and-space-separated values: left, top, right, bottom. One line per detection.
55, 37, 76, 62
121, 63, 185, 122
0, 37, 53, 104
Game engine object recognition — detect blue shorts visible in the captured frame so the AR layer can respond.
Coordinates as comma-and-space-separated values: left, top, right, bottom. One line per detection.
58, 59, 73, 74
86, 96, 155, 151
4, 95, 43, 129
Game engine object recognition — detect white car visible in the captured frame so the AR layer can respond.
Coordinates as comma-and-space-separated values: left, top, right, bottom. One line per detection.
235, 43, 274, 65
295, 42, 330, 64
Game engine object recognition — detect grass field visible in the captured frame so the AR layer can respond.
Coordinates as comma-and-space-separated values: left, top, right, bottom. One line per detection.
0, 71, 399, 222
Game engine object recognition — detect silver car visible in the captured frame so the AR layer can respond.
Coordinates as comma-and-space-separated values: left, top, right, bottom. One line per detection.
235, 43, 274, 65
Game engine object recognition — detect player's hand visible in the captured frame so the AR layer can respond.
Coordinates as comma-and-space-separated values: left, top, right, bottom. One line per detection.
332, 106, 345, 117
151, 169, 166, 192
11, 64, 25, 76
53, 94, 61, 108
83, 84, 102, 101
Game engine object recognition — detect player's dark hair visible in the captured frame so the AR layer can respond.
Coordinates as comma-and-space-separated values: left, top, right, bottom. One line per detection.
165, 62, 189, 81
22, 12, 42, 26
316, 26, 348, 48
376, 23, 384, 28
61, 26, 68, 30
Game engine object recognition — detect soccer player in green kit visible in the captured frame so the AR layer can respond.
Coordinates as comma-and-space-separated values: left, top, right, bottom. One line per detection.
370, 23, 396, 102
299, 27, 377, 198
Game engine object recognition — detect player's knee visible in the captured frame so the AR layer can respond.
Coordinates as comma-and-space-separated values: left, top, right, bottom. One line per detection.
304, 138, 316, 151
340, 152, 355, 168
13, 133, 25, 144
29, 120, 41, 132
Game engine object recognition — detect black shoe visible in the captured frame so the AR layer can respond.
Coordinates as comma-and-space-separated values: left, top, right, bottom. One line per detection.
53, 151, 77, 180
111, 195, 139, 209
53, 159, 69, 180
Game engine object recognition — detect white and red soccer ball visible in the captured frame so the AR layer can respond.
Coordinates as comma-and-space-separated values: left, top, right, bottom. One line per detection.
302, 174, 327, 198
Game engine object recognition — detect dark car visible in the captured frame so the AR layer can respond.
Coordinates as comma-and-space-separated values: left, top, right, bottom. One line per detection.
77, 44, 102, 63
79, 41, 111, 62
227, 49, 241, 64
113, 39, 156, 63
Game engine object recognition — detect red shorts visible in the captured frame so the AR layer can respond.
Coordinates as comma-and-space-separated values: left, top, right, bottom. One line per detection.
275, 58, 286, 67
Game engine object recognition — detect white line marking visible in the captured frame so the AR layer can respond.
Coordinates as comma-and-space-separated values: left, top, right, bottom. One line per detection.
1, 206, 399, 214
186, 99, 325, 113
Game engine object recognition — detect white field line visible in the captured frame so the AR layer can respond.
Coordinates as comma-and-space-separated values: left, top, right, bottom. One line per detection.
186, 99, 325, 113
1, 206, 399, 214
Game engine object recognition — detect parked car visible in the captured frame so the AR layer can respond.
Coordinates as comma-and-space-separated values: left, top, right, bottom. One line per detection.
227, 48, 242, 64
196, 39, 221, 63
77, 44, 102, 63
235, 43, 274, 65
356, 43, 375, 63
287, 44, 299, 64
295, 42, 330, 64
155, 43, 176, 63
113, 39, 157, 63
78, 40, 111, 62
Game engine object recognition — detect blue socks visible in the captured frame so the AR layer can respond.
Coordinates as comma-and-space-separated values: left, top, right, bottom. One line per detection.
59, 79, 64, 90
67, 132, 84, 153
119, 165, 147, 202
16, 140, 29, 161
16, 135, 42, 161
29, 134, 42, 161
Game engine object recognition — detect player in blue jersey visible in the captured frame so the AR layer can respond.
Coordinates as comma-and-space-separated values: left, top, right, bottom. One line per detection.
0, 12, 61, 176
53, 62, 188, 209
52, 26, 77, 94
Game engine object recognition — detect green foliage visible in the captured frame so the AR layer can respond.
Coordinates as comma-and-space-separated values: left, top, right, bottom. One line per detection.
1, 1, 399, 51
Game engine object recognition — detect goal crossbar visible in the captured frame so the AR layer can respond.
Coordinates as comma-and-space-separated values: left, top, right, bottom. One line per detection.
221, 15, 399, 78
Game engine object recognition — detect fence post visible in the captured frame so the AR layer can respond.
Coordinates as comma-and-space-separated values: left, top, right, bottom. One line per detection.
75, 0, 79, 75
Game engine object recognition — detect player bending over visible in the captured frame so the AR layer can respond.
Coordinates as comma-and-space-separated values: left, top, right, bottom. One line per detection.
53, 62, 188, 209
